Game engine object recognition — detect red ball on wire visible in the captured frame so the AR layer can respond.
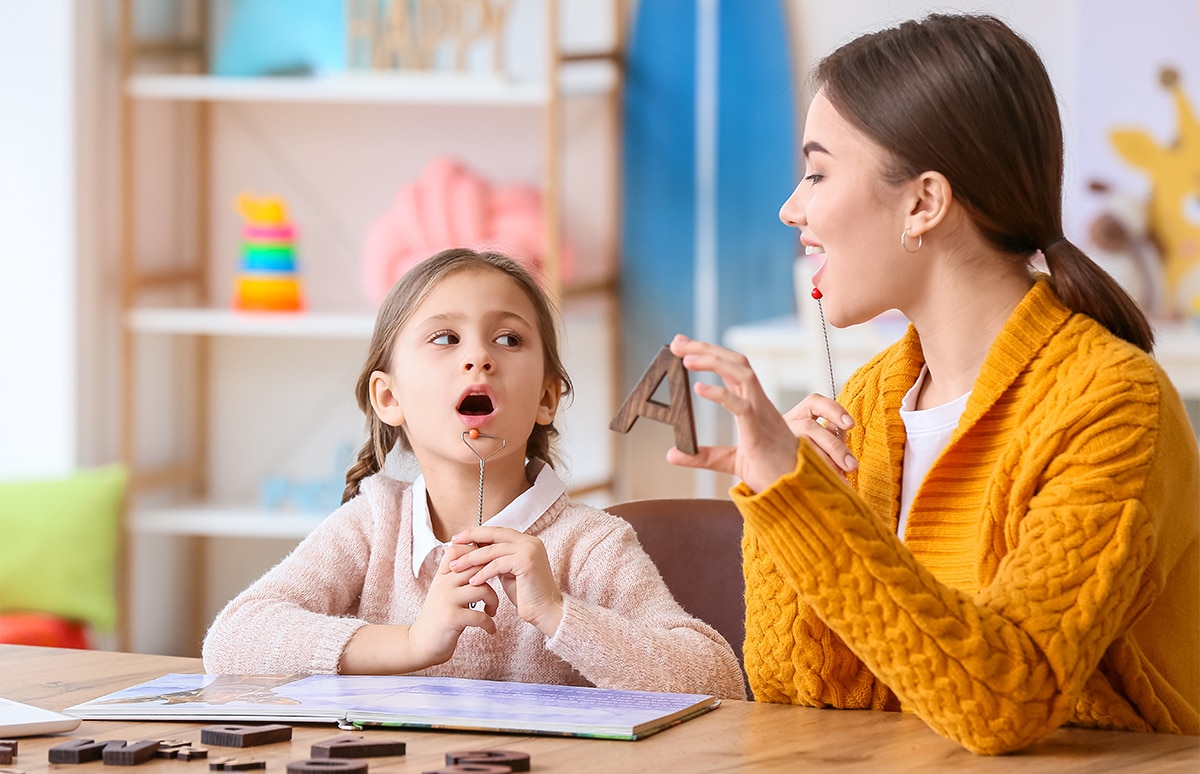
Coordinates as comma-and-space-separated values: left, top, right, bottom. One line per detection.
811, 287, 823, 300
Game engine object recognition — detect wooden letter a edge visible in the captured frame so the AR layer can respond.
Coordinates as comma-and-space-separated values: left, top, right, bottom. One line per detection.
609, 345, 698, 455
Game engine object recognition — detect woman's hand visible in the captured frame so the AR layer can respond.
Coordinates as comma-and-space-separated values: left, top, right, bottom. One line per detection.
667, 334, 854, 493
450, 527, 564, 638
781, 393, 858, 475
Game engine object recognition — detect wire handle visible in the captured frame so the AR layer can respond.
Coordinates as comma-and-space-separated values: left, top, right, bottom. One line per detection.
461, 430, 506, 526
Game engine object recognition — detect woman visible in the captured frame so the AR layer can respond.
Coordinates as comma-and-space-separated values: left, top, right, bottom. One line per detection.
668, 13, 1199, 755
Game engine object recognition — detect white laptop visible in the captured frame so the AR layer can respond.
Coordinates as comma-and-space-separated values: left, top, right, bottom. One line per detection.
0, 696, 81, 737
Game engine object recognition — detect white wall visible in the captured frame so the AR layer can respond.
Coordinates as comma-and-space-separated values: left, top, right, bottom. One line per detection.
786, 0, 1081, 227
0, 0, 78, 477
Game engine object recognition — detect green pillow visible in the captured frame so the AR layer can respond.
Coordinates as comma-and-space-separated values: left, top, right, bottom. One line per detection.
0, 465, 127, 632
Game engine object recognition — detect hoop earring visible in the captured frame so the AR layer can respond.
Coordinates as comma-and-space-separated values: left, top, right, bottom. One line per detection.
901, 227, 922, 254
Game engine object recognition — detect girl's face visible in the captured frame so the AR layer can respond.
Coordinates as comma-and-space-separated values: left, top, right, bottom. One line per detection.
779, 91, 918, 327
371, 266, 559, 468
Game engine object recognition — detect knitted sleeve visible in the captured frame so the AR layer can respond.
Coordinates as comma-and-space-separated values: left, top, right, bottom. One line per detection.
743, 341, 906, 709
545, 511, 748, 700
201, 496, 377, 675
737, 354, 1164, 754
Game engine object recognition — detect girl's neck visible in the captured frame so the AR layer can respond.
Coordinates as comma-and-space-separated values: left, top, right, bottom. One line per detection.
422, 452, 533, 540
907, 253, 1034, 410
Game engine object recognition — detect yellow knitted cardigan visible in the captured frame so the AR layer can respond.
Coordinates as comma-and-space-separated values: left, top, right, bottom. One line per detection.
736, 280, 1200, 754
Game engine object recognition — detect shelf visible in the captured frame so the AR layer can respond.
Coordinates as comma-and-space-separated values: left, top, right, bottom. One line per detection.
125, 67, 616, 105
131, 503, 326, 539
127, 307, 375, 339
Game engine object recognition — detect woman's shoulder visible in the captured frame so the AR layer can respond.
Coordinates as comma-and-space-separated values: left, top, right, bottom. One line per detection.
1042, 313, 1164, 398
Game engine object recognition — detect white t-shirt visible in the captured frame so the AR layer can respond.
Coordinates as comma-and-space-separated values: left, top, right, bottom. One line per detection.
898, 367, 970, 541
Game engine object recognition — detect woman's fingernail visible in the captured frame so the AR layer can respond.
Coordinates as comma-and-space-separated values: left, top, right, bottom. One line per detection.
841, 414, 853, 427
845, 455, 858, 470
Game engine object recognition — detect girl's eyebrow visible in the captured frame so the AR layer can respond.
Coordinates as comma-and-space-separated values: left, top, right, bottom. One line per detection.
802, 141, 830, 158
415, 309, 534, 328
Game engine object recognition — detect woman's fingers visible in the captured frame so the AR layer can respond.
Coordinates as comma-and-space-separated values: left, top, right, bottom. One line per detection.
782, 394, 858, 473
783, 394, 854, 434
665, 443, 736, 472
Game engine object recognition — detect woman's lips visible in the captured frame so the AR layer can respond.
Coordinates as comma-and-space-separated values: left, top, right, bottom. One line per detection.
806, 245, 827, 289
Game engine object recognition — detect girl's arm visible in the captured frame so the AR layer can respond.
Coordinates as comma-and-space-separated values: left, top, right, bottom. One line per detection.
452, 516, 747, 699
202, 490, 496, 675
549, 514, 748, 700
201, 499, 379, 674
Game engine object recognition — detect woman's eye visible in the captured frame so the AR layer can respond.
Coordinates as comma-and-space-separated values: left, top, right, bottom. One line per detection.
803, 173, 824, 185
495, 333, 522, 347
431, 332, 459, 345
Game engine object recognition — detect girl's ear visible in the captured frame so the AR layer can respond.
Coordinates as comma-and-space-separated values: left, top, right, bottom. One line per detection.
905, 170, 952, 239
369, 370, 405, 427
535, 376, 561, 426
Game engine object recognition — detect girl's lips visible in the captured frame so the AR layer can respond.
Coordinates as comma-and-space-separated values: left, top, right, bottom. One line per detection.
459, 414, 491, 430
456, 385, 497, 429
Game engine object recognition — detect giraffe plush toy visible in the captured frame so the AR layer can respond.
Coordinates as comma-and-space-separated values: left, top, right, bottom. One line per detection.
1110, 68, 1200, 318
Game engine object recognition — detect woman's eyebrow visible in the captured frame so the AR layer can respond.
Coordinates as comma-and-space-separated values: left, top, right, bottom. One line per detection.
802, 141, 830, 158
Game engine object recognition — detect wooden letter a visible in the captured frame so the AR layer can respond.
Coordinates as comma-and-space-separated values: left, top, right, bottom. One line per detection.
609, 346, 698, 455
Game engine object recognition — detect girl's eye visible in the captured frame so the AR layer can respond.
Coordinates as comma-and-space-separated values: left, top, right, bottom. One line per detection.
430, 331, 459, 345
495, 332, 522, 347
803, 173, 824, 185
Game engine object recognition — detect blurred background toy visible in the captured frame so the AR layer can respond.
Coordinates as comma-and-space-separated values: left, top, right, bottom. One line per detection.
361, 157, 572, 305
232, 194, 306, 312
1109, 68, 1200, 319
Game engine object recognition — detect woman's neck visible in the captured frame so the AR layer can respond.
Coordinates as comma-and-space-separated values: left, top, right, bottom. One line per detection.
907, 254, 1034, 410
421, 453, 533, 540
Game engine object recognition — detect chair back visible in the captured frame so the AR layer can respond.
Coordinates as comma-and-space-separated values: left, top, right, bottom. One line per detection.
606, 498, 746, 670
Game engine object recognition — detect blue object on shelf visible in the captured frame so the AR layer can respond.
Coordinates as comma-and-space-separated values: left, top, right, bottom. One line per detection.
210, 0, 346, 76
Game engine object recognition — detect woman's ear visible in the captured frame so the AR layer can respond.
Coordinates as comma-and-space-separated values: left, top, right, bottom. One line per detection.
535, 376, 561, 426
369, 370, 405, 427
905, 170, 952, 238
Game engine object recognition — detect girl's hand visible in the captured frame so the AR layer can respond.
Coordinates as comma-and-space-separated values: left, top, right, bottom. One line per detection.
450, 527, 563, 637
407, 543, 500, 667
781, 393, 858, 475
668, 334, 849, 493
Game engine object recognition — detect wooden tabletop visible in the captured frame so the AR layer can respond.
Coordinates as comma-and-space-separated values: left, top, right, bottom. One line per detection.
1, 645, 1197, 773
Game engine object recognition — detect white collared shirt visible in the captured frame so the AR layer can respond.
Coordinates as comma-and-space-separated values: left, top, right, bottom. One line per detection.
410, 460, 567, 577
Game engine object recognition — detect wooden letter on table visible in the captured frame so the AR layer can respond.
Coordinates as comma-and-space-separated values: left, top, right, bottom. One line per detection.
610, 345, 698, 455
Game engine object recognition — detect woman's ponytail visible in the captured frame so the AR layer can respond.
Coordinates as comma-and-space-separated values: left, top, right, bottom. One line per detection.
1043, 238, 1155, 353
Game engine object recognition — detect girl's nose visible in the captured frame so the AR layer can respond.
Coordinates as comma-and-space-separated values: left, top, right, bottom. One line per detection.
462, 354, 494, 372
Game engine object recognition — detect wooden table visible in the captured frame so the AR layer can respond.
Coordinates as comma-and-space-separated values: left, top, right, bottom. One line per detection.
2, 645, 1197, 772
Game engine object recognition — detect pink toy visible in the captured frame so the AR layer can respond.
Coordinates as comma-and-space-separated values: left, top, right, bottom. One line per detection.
361, 158, 573, 305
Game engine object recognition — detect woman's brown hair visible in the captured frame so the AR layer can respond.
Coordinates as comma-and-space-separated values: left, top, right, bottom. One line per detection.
814, 13, 1153, 351
342, 248, 574, 503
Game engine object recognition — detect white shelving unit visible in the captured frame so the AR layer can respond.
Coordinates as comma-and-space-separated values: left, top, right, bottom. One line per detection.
127, 308, 375, 339
117, 1, 625, 654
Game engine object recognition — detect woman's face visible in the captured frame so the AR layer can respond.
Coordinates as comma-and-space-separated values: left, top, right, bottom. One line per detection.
779, 91, 916, 327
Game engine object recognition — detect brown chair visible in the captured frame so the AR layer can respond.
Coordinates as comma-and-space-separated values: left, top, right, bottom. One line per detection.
606, 498, 747, 684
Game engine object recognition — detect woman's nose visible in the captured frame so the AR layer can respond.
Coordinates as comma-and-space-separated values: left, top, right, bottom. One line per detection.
779, 183, 807, 228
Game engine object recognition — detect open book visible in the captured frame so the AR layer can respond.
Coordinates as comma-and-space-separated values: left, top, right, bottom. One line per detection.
65, 673, 720, 741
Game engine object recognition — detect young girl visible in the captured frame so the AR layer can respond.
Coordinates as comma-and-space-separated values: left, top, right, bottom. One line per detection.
666, 13, 1198, 754
202, 248, 746, 700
